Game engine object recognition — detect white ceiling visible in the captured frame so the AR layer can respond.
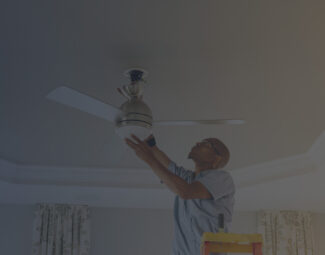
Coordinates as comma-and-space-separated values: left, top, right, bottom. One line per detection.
1, 0, 325, 210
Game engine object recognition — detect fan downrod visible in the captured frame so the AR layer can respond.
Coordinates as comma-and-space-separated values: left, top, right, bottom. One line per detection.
123, 68, 148, 82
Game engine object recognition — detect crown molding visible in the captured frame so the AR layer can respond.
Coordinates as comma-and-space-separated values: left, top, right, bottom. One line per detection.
307, 131, 325, 167
231, 131, 325, 189
0, 159, 18, 183
232, 153, 317, 189
0, 131, 325, 189
0, 160, 162, 189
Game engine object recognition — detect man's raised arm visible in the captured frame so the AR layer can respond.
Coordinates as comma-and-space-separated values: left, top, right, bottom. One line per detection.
125, 134, 212, 200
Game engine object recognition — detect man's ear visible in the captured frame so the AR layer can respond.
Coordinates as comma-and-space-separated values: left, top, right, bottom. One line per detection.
212, 155, 224, 169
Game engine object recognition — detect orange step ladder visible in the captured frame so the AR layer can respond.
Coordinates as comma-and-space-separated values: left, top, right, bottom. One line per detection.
200, 215, 263, 254
200, 232, 263, 255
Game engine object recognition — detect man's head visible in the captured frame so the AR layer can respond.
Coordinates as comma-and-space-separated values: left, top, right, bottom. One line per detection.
188, 138, 230, 170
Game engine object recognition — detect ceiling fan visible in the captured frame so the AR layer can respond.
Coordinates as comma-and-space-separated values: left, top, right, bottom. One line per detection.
47, 68, 245, 139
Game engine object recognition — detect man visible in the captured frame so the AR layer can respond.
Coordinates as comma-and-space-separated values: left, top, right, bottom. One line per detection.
125, 134, 235, 255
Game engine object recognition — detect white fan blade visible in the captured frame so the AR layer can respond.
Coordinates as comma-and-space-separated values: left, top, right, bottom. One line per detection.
47, 86, 122, 123
154, 119, 245, 126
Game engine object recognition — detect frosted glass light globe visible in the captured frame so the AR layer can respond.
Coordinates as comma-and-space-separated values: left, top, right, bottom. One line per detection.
115, 125, 152, 140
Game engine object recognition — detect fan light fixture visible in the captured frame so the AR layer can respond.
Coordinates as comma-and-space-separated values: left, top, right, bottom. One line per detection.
115, 69, 153, 140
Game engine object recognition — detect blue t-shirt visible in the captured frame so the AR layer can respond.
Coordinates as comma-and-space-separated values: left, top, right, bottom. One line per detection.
168, 161, 235, 255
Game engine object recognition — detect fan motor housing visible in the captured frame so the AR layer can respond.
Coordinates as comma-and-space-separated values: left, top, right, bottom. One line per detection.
116, 98, 153, 129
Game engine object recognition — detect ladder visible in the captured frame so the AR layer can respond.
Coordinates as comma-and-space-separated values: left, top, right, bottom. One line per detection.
200, 214, 263, 254
200, 232, 263, 255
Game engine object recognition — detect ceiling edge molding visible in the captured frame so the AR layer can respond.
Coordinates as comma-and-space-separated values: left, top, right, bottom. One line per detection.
232, 130, 325, 189
231, 153, 317, 189
0, 131, 324, 189
0, 160, 163, 189
307, 131, 325, 167
0, 159, 17, 183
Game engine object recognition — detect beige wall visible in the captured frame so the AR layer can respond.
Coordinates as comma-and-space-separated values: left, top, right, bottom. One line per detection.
90, 207, 174, 255
313, 213, 325, 255
0, 204, 34, 255
0, 204, 323, 255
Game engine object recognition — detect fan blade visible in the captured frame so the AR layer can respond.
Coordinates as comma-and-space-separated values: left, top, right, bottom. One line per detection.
47, 86, 122, 123
154, 119, 245, 126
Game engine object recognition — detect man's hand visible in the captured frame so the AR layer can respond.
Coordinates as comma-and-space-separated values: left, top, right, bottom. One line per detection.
125, 134, 157, 165
144, 134, 155, 146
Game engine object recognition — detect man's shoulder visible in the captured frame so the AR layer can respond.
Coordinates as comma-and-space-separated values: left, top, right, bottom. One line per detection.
202, 169, 235, 188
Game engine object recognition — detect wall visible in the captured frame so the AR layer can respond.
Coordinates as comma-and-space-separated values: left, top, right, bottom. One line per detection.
313, 213, 325, 255
0, 204, 323, 255
0, 204, 34, 255
91, 207, 174, 255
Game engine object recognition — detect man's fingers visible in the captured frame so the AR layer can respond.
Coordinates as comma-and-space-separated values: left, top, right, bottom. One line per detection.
125, 138, 140, 150
130, 134, 146, 146
125, 136, 156, 164
130, 134, 152, 150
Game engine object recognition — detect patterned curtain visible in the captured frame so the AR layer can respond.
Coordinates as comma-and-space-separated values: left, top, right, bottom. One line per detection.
32, 204, 90, 255
257, 211, 314, 255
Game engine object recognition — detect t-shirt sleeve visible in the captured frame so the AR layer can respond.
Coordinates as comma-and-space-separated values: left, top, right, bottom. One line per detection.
197, 170, 235, 200
167, 161, 194, 183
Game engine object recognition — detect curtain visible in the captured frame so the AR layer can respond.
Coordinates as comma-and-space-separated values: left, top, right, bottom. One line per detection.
32, 204, 90, 255
257, 210, 314, 255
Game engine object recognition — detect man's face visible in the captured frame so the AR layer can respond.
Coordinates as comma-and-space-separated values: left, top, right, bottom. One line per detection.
188, 139, 219, 162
